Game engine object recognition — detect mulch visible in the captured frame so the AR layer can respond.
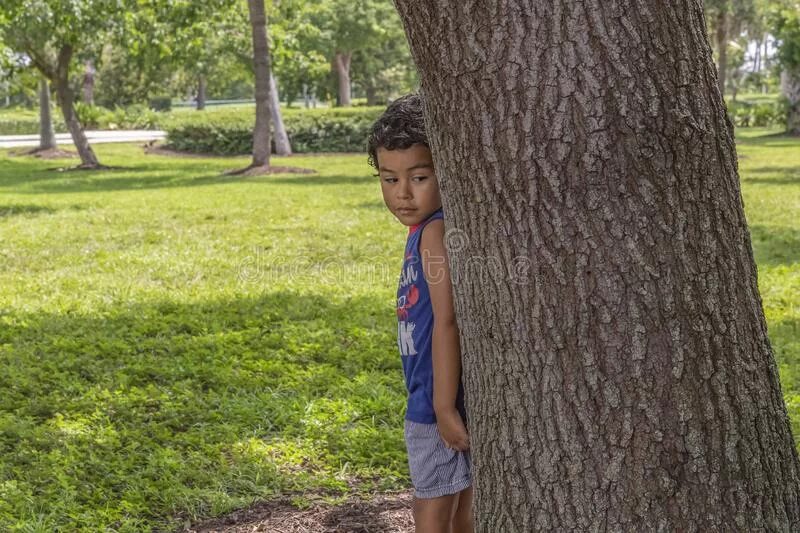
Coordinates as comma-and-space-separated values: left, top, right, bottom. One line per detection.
182, 492, 414, 533
143, 142, 235, 159
143, 142, 316, 176
8, 147, 77, 159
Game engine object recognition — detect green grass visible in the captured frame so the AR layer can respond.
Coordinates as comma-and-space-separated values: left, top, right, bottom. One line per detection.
0, 129, 798, 531
734, 128, 800, 441
0, 146, 407, 531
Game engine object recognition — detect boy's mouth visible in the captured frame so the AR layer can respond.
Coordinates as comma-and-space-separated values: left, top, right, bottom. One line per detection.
397, 207, 416, 214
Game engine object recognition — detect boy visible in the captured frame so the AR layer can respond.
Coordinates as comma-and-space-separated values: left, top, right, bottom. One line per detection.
367, 94, 473, 533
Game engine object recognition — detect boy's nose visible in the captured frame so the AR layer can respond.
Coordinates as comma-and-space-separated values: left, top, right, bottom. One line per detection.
396, 181, 411, 199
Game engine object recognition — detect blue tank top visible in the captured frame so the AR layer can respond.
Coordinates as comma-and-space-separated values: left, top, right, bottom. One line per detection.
396, 208, 465, 423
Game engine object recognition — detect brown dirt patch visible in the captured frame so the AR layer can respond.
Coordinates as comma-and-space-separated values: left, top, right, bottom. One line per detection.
143, 142, 235, 159
9, 147, 77, 159
223, 164, 317, 176
182, 492, 414, 533
143, 143, 316, 175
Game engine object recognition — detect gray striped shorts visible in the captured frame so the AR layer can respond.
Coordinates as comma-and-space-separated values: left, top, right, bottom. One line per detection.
404, 419, 472, 499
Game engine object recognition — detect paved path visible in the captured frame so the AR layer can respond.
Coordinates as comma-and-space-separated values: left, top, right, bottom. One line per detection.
0, 130, 166, 148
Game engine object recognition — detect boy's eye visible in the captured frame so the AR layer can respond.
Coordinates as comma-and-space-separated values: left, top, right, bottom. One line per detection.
412, 175, 428, 182
382, 176, 398, 183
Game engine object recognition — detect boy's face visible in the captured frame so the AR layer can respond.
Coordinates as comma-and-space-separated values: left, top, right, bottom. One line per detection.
377, 144, 442, 227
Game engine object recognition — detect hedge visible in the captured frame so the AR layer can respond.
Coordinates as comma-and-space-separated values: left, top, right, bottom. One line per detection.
165, 107, 383, 154
727, 100, 788, 128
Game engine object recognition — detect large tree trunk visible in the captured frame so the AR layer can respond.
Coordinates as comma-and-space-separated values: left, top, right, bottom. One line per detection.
54, 45, 100, 168
269, 71, 292, 156
715, 9, 729, 96
334, 52, 352, 107
82, 60, 95, 105
782, 69, 800, 136
196, 74, 207, 111
247, 0, 272, 168
394, 1, 800, 530
38, 78, 57, 151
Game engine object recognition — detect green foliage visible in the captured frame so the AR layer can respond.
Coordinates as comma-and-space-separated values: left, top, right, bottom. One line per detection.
103, 105, 161, 130
0, 110, 66, 135
166, 119, 254, 155
149, 96, 172, 112
165, 107, 383, 154
74, 101, 105, 129
772, 2, 800, 71
67, 103, 161, 131
93, 42, 174, 107
727, 99, 788, 126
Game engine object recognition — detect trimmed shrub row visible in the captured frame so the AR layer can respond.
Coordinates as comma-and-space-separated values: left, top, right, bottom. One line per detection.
3, 99, 783, 145
165, 107, 383, 155
727, 100, 788, 128
0, 104, 162, 135
0, 117, 66, 135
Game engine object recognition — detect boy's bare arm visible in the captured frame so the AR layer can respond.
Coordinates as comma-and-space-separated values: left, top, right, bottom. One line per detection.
420, 219, 469, 451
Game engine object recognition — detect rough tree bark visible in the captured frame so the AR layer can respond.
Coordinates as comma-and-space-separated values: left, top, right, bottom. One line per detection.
244, 0, 272, 171
269, 71, 292, 155
53, 45, 100, 168
38, 78, 57, 151
782, 69, 800, 136
334, 52, 352, 106
394, 1, 800, 531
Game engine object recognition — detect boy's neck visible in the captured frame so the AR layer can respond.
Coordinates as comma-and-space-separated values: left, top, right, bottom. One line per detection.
408, 207, 443, 235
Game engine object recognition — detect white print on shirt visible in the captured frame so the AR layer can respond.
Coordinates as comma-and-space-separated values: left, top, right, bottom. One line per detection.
398, 321, 417, 356
399, 262, 417, 288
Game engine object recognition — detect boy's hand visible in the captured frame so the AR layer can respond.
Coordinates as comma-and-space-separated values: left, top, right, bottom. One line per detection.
436, 407, 469, 451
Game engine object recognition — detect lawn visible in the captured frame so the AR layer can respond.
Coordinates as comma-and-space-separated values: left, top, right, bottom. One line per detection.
0, 129, 798, 531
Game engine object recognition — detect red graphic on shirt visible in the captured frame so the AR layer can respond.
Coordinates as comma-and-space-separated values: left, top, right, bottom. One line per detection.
397, 284, 419, 320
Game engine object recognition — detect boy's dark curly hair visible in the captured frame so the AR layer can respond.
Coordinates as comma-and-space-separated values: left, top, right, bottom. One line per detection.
366, 93, 429, 170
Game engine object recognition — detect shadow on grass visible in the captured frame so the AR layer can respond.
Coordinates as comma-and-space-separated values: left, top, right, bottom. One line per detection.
0, 203, 88, 218
742, 166, 800, 186
267, 174, 375, 186
0, 204, 57, 217
750, 224, 800, 267
0, 291, 397, 420
737, 132, 800, 148
355, 200, 386, 210
0, 290, 404, 530
0, 156, 371, 194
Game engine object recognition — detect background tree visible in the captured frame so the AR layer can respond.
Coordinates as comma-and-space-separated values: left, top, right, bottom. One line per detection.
772, 1, 800, 134
215, 0, 293, 153
394, 0, 800, 529
269, 3, 329, 106
306, 0, 393, 106
705, 0, 756, 94
0, 0, 126, 167
269, 71, 291, 155
0, 47, 39, 107
242, 0, 272, 173
37, 77, 57, 152
351, 15, 417, 106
